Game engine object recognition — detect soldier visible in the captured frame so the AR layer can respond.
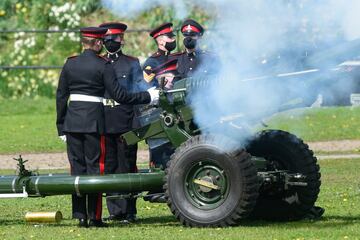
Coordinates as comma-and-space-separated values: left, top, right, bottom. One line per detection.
98, 22, 143, 223
142, 22, 180, 85
177, 19, 218, 78
141, 23, 181, 183
152, 58, 179, 90
56, 27, 158, 228
136, 59, 180, 204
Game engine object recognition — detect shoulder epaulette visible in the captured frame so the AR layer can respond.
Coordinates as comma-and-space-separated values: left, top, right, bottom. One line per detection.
97, 55, 110, 61
101, 53, 108, 59
67, 55, 78, 59
151, 51, 162, 58
170, 52, 183, 57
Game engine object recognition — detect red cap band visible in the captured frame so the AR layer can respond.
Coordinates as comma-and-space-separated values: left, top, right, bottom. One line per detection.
158, 65, 177, 75
182, 25, 200, 33
82, 33, 104, 38
153, 27, 173, 38
106, 28, 124, 35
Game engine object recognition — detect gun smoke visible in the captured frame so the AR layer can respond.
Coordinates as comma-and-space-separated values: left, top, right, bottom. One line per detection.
102, 0, 360, 148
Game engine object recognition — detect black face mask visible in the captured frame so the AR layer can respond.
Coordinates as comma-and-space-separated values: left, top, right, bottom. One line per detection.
164, 41, 176, 52
104, 40, 122, 53
183, 37, 197, 49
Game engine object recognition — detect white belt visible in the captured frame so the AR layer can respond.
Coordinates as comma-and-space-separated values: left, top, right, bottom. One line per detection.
103, 99, 121, 107
69, 94, 103, 103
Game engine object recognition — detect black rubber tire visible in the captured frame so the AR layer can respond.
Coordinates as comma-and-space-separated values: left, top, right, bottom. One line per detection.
164, 135, 259, 227
246, 130, 321, 220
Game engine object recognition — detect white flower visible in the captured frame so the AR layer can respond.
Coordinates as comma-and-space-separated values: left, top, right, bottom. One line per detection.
64, 3, 70, 11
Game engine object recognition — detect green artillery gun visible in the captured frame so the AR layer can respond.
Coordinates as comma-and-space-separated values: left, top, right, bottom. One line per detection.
0, 76, 321, 227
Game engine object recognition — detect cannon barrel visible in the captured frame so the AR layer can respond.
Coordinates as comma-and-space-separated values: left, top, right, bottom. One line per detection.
0, 172, 164, 197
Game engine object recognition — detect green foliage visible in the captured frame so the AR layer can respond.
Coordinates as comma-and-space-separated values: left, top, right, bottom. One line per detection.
0, 1, 86, 98
0, 0, 211, 98
0, 158, 359, 239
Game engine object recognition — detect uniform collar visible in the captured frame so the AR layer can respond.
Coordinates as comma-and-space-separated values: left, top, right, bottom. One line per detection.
107, 50, 123, 61
186, 49, 197, 57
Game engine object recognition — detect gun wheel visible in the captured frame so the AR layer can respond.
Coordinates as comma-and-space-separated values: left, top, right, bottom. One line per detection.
246, 130, 321, 220
164, 135, 259, 227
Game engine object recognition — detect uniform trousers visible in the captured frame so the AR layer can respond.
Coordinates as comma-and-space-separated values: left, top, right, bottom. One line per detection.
105, 134, 138, 216
66, 132, 105, 220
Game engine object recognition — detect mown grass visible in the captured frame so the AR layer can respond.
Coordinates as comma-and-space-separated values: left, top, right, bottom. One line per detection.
1, 98, 360, 154
0, 158, 359, 239
0, 98, 147, 154
0, 98, 65, 154
265, 107, 360, 142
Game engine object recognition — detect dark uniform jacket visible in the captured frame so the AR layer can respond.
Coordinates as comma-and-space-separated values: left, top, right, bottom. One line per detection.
142, 49, 181, 86
177, 50, 219, 79
104, 52, 147, 134
56, 49, 150, 136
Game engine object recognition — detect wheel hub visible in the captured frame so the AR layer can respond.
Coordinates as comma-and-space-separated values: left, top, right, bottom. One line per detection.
185, 161, 229, 209
195, 176, 219, 192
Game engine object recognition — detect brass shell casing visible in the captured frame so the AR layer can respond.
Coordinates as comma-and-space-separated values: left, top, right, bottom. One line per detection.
25, 211, 63, 223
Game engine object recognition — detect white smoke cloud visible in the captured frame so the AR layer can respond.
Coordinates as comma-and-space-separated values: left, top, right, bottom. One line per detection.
102, 0, 360, 146
190, 0, 360, 145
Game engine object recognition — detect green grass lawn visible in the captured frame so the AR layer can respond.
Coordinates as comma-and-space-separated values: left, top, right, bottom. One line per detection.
0, 98, 65, 154
1, 98, 360, 154
0, 98, 149, 154
265, 107, 360, 142
0, 158, 358, 239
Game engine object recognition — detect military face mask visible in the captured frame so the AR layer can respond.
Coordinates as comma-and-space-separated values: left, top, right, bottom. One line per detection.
183, 37, 197, 50
104, 40, 122, 54
164, 40, 176, 52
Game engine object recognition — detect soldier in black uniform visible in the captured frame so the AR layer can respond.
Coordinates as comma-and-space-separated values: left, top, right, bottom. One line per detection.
152, 59, 179, 90
142, 22, 180, 85
56, 27, 159, 228
98, 22, 144, 222
177, 19, 218, 78
141, 23, 182, 176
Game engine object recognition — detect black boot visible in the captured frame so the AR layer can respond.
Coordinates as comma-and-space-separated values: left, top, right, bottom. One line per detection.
103, 214, 126, 222
89, 219, 108, 228
126, 214, 137, 223
78, 218, 88, 228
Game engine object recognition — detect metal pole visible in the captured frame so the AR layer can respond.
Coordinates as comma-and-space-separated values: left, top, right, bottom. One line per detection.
0, 172, 165, 197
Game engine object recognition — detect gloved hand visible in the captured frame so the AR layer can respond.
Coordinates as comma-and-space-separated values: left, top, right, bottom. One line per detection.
59, 135, 67, 142
147, 86, 160, 105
